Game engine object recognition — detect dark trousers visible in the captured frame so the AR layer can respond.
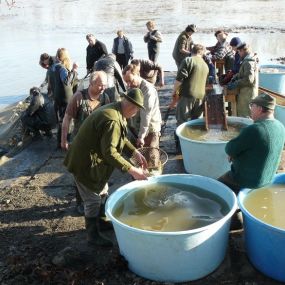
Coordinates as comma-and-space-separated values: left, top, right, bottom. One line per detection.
54, 102, 67, 147
218, 171, 241, 194
148, 47, 159, 63
21, 113, 51, 134
116, 54, 128, 70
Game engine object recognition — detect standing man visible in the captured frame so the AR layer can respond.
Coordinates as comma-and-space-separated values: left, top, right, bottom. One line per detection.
123, 64, 162, 148
94, 54, 126, 102
172, 24, 197, 69
205, 30, 234, 80
143, 20, 163, 63
61, 71, 109, 150
86, 34, 108, 74
112, 30, 134, 70
170, 44, 209, 125
39, 53, 56, 97
218, 93, 285, 194
227, 42, 259, 117
207, 30, 234, 64
64, 88, 148, 247
219, 37, 243, 85
131, 58, 165, 87
61, 71, 110, 215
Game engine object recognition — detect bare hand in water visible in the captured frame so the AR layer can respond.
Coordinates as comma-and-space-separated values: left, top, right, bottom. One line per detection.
128, 166, 148, 180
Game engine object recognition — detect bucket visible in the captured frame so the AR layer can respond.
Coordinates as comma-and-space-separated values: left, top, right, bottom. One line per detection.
130, 147, 168, 176
106, 174, 237, 282
259, 64, 285, 95
176, 117, 252, 179
238, 173, 285, 282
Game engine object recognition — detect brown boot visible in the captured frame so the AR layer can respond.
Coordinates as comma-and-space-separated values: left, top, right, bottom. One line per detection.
85, 217, 113, 247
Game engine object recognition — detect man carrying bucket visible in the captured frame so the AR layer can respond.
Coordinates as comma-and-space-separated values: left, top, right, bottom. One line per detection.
218, 93, 285, 194
64, 88, 148, 247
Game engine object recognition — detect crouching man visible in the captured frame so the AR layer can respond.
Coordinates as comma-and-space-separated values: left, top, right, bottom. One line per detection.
21, 87, 56, 139
64, 88, 148, 247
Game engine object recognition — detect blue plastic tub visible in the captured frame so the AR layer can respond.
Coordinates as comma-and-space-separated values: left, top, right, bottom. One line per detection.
259, 64, 285, 95
238, 173, 285, 282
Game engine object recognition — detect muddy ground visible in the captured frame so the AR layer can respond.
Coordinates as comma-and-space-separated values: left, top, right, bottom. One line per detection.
0, 72, 285, 285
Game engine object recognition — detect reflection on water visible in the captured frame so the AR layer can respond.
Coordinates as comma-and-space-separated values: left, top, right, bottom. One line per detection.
244, 184, 285, 229
0, 0, 285, 109
113, 182, 229, 231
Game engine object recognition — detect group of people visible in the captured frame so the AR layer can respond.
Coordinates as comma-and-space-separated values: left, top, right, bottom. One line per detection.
20, 21, 285, 246
171, 26, 259, 121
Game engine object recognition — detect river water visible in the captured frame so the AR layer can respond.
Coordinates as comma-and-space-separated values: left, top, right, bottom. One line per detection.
0, 0, 284, 110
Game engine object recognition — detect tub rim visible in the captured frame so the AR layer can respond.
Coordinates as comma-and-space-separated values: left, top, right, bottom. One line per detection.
238, 180, 285, 234
259, 64, 285, 75
106, 173, 238, 236
176, 117, 252, 144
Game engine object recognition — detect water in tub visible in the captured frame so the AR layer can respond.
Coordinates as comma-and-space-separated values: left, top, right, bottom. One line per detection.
180, 123, 246, 142
113, 182, 230, 232
243, 184, 285, 229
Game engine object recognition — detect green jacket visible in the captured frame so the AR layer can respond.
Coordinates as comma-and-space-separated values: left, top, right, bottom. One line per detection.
226, 119, 285, 188
235, 54, 259, 116
172, 32, 194, 66
176, 56, 209, 99
64, 102, 136, 192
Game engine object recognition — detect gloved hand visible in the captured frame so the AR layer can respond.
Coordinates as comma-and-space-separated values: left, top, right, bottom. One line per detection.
227, 81, 238, 90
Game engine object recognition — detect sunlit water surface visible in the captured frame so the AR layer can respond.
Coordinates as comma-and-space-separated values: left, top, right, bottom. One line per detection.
0, 0, 285, 110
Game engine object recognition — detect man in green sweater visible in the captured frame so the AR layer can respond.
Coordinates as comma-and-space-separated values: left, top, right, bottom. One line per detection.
64, 88, 148, 247
218, 93, 285, 194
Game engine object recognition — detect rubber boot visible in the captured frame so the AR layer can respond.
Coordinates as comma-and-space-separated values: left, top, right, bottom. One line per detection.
56, 123, 62, 149
75, 187, 84, 216
174, 131, 181, 154
85, 217, 113, 247
98, 200, 113, 231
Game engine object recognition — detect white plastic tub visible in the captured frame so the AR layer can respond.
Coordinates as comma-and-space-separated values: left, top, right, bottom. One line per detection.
176, 117, 252, 178
106, 174, 237, 282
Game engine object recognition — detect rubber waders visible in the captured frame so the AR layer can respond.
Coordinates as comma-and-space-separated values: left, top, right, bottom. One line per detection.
85, 217, 113, 247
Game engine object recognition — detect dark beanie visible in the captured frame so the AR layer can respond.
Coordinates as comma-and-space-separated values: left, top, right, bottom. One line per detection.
230, 37, 242, 47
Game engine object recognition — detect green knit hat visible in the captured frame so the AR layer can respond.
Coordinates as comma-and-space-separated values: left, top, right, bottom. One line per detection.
124, 88, 145, 109
251, 93, 276, 110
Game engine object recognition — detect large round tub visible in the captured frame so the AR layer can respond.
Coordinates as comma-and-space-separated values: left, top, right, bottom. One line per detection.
238, 173, 285, 282
106, 174, 237, 282
259, 64, 285, 95
176, 117, 252, 179
275, 104, 285, 127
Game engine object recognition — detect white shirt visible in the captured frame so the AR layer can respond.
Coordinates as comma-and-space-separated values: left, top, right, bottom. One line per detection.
138, 79, 162, 139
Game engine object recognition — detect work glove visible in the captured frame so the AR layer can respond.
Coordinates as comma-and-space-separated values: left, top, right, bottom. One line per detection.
227, 81, 238, 90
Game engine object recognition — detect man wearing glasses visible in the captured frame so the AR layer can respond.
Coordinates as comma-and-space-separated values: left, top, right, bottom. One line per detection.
218, 93, 285, 194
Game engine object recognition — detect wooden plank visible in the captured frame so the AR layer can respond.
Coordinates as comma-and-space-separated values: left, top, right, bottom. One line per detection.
205, 93, 228, 130
259, 86, 285, 106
